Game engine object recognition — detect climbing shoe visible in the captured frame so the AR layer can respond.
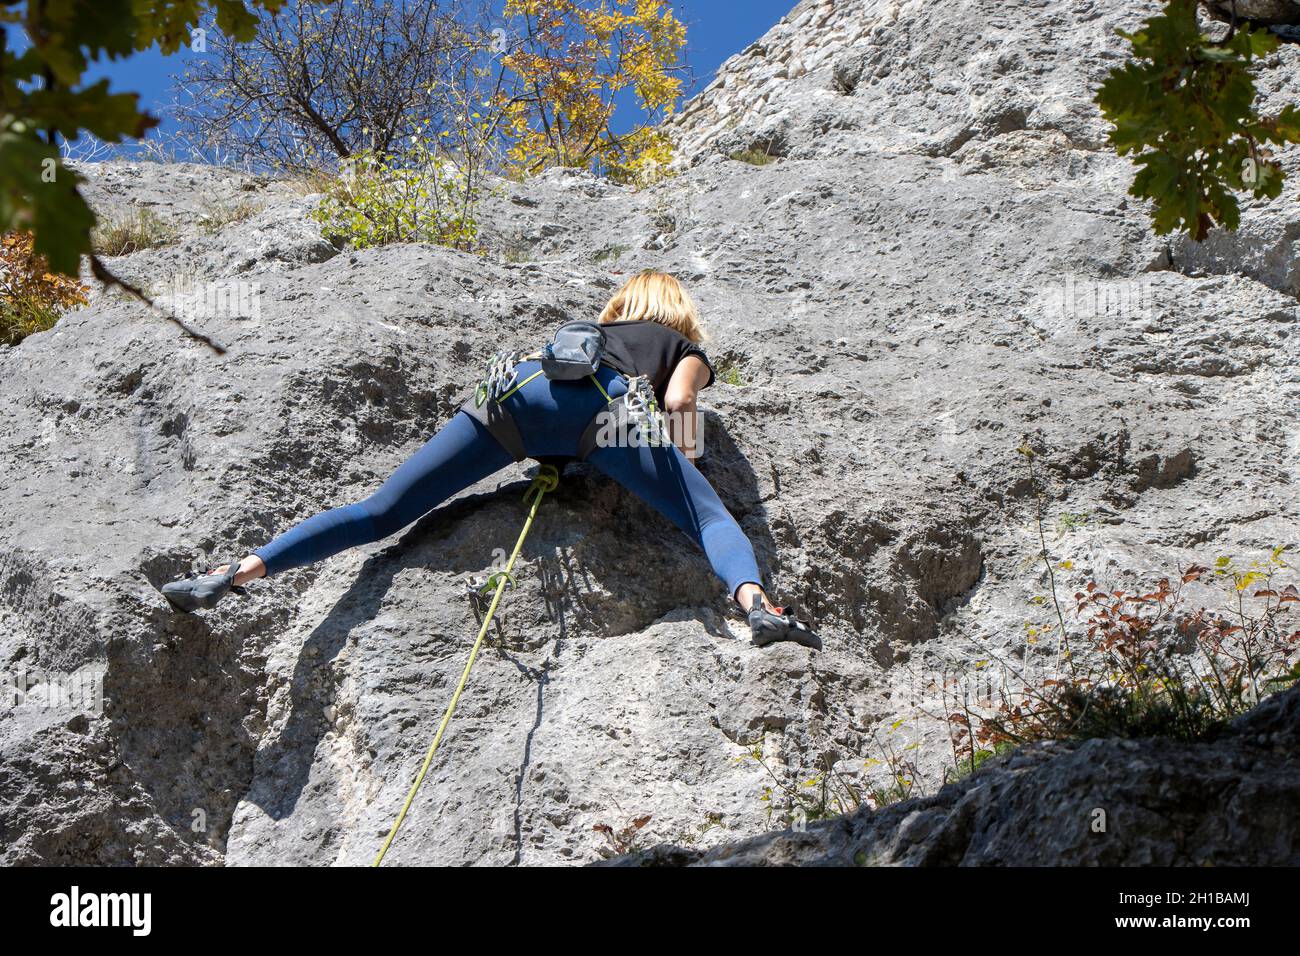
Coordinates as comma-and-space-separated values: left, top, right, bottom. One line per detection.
748, 594, 822, 650
161, 560, 244, 612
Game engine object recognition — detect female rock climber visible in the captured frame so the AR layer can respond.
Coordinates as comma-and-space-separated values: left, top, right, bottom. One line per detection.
162, 271, 819, 649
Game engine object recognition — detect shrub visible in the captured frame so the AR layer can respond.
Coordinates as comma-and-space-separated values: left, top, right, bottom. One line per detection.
966, 552, 1300, 749
743, 748, 866, 829
310, 146, 481, 252
739, 720, 925, 831
0, 232, 89, 345
930, 445, 1300, 780
592, 244, 629, 264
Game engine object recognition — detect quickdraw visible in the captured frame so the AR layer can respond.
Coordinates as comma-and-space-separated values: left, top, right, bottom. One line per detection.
475, 350, 523, 407
622, 374, 670, 448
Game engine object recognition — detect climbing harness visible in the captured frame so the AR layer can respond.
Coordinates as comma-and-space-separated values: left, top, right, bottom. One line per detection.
575, 373, 670, 461
472, 321, 606, 408
461, 320, 668, 464
372, 463, 561, 867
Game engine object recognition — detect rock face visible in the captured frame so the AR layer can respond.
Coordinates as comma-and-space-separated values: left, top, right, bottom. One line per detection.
0, 0, 1297, 866
610, 684, 1300, 866
1206, 1, 1300, 26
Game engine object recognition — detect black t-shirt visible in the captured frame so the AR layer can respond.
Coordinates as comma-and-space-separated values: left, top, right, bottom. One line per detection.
600, 320, 715, 407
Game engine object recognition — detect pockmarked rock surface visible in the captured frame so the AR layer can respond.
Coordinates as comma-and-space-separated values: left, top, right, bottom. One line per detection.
0, 0, 1297, 865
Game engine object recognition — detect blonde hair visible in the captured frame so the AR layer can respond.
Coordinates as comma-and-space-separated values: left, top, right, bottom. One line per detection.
598, 271, 706, 343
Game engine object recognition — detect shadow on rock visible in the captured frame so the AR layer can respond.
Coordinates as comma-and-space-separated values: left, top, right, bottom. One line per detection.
241, 416, 775, 832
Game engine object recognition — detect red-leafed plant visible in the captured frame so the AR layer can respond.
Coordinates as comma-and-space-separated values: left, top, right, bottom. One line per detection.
965, 550, 1300, 754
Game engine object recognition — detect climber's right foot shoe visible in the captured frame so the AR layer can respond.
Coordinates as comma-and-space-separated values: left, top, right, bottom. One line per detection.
748, 594, 822, 651
161, 561, 242, 613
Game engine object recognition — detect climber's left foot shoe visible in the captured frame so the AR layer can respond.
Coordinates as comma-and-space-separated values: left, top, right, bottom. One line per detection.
161, 560, 243, 612
748, 594, 821, 650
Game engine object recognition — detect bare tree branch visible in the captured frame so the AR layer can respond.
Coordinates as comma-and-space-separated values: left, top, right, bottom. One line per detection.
174, 0, 491, 170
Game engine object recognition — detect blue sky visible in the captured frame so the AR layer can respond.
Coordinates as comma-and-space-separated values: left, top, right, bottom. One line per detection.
5, 1, 795, 146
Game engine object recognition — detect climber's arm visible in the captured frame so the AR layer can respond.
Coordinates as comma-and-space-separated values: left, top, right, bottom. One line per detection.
664, 355, 711, 462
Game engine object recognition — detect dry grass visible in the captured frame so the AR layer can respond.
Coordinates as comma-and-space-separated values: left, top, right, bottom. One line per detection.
91, 207, 177, 256
198, 196, 262, 233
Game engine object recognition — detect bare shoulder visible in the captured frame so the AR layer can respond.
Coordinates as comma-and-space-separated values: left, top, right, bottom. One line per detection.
672, 354, 712, 389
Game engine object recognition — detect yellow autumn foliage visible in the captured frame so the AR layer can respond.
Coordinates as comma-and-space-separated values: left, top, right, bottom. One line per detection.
0, 232, 90, 345
499, 0, 685, 184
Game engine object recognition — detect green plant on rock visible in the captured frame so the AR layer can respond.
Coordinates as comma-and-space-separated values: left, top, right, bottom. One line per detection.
1057, 511, 1090, 533
745, 748, 861, 829
593, 243, 630, 264
310, 143, 481, 252
1096, 0, 1300, 240
715, 360, 746, 387
1267, 659, 1300, 691
740, 722, 927, 831
682, 811, 725, 845
728, 147, 778, 166
860, 738, 920, 810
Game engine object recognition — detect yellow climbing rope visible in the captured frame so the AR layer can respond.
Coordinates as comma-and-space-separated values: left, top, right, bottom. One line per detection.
372, 464, 560, 867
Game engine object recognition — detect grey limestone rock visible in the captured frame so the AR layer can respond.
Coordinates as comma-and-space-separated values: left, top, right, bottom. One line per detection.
1, 0, 1297, 865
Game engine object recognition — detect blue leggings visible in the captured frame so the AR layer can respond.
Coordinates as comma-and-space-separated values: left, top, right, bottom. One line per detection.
253, 364, 763, 599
